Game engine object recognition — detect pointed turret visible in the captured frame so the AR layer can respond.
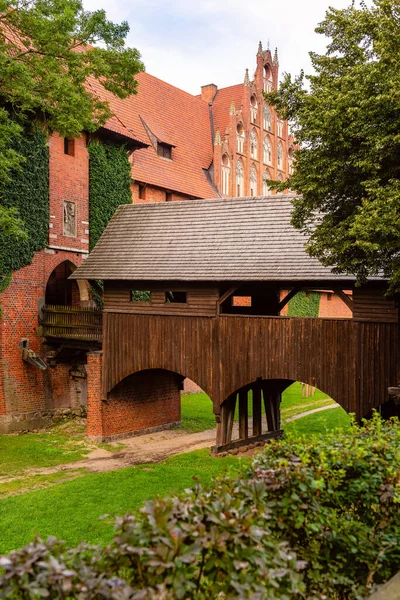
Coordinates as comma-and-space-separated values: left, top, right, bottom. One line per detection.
214, 128, 222, 146
244, 68, 250, 86
273, 47, 279, 66
257, 41, 263, 56
229, 100, 236, 115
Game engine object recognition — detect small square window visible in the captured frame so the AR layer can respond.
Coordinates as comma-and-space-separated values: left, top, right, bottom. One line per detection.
157, 143, 172, 160
165, 291, 187, 303
64, 137, 75, 156
131, 290, 151, 302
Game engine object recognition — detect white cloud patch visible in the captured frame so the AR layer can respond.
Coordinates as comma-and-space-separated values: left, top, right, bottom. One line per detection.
83, 0, 360, 94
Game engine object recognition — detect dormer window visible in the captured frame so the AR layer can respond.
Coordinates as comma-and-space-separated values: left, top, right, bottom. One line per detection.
157, 142, 172, 160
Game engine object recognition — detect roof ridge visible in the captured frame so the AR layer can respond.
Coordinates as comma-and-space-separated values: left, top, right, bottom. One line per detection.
138, 72, 211, 107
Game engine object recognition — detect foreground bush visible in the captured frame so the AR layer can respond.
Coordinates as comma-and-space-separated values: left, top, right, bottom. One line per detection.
0, 413, 399, 599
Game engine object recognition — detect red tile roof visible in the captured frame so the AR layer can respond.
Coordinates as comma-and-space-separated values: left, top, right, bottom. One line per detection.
211, 84, 245, 135
90, 73, 217, 199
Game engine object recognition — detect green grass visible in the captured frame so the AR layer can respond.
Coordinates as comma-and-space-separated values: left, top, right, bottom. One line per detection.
0, 421, 89, 477
0, 469, 87, 497
0, 449, 247, 555
284, 407, 352, 435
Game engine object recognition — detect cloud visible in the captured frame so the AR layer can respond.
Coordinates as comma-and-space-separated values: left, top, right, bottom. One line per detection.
82, 0, 358, 94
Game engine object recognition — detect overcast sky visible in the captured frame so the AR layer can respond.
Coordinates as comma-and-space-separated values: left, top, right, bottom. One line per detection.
82, 0, 357, 95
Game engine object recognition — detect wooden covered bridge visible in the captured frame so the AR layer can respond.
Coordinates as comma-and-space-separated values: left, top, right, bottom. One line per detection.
71, 195, 399, 450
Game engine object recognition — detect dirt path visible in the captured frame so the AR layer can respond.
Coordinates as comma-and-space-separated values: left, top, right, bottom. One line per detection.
0, 404, 340, 484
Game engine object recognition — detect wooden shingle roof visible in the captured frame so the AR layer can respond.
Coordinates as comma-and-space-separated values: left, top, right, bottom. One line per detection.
71, 195, 359, 282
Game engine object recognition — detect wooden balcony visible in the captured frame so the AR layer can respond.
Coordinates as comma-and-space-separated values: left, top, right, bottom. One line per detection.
42, 305, 102, 343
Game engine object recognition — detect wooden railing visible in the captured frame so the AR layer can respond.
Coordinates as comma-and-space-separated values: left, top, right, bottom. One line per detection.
42, 305, 102, 342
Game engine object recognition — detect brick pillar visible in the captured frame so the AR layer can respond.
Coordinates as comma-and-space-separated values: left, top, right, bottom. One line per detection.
86, 351, 103, 440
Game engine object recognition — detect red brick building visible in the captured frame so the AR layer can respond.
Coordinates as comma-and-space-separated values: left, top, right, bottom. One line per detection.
0, 42, 303, 433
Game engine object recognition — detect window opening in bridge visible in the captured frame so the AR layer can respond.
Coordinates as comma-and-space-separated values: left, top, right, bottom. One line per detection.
131, 290, 151, 302
232, 296, 252, 307
165, 291, 187, 303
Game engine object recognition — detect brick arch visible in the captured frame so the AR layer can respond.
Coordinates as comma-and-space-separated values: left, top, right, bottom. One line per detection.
45, 259, 89, 305
88, 366, 214, 441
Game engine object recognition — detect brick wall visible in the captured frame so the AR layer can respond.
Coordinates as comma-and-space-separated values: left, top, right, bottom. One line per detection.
0, 131, 91, 432
48, 133, 89, 252
131, 182, 192, 204
87, 358, 181, 441
319, 291, 352, 319
280, 289, 352, 319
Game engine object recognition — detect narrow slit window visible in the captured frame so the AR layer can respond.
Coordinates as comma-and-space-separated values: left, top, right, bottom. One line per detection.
165, 291, 187, 303
64, 137, 75, 156
131, 290, 151, 302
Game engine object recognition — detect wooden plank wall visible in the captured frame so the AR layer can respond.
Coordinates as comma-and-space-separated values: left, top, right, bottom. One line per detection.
104, 282, 219, 317
353, 288, 398, 323
102, 312, 399, 418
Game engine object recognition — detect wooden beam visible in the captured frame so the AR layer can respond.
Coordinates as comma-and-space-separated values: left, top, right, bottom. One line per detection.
238, 389, 249, 440
226, 393, 237, 444
214, 429, 283, 454
278, 286, 302, 313
253, 381, 262, 437
218, 287, 238, 307
333, 288, 353, 312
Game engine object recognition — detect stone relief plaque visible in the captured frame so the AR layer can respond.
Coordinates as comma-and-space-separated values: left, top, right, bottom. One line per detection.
63, 201, 76, 237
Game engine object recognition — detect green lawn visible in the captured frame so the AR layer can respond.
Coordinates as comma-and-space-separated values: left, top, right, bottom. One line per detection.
0, 450, 247, 555
0, 420, 89, 477
285, 407, 352, 435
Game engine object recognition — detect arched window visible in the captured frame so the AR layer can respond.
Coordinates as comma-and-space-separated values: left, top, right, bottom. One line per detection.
263, 170, 270, 196
250, 95, 258, 124
264, 65, 273, 92
222, 154, 230, 196
237, 123, 244, 154
236, 159, 244, 197
288, 147, 294, 175
250, 129, 258, 159
277, 142, 283, 170
263, 136, 272, 165
277, 173, 284, 182
250, 163, 257, 196
263, 104, 272, 131
277, 119, 283, 138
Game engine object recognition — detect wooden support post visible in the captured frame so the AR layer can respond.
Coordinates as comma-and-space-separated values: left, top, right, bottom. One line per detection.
220, 403, 227, 446
261, 381, 278, 432
253, 381, 262, 437
238, 389, 248, 440
226, 393, 237, 444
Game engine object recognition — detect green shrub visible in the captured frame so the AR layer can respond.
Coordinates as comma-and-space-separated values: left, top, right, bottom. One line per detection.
0, 414, 399, 599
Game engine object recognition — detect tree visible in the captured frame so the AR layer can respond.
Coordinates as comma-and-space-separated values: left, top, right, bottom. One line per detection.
266, 0, 400, 290
0, 0, 144, 241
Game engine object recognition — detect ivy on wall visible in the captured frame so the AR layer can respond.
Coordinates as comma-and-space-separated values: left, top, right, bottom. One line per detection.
0, 127, 49, 274
287, 290, 321, 318
88, 142, 132, 251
